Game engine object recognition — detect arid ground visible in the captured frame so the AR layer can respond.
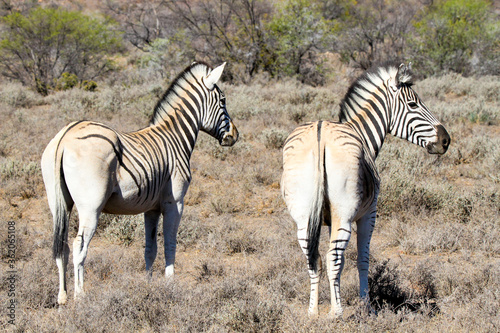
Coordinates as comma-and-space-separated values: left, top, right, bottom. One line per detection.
1, 68, 499, 332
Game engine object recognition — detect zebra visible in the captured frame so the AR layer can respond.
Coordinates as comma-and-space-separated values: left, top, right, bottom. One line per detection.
281, 63, 450, 317
41, 62, 238, 305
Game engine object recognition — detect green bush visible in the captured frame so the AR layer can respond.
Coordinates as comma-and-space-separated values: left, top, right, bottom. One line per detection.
82, 80, 98, 92
411, 0, 499, 76
0, 7, 123, 95
54, 73, 79, 91
266, 0, 333, 84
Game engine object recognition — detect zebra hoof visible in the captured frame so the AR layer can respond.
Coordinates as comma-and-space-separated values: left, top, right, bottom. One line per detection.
329, 308, 344, 320
57, 292, 67, 305
165, 266, 175, 278
307, 308, 319, 317
74, 290, 85, 301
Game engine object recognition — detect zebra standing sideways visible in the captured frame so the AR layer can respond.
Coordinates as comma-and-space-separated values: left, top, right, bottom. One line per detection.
41, 62, 238, 305
281, 63, 450, 317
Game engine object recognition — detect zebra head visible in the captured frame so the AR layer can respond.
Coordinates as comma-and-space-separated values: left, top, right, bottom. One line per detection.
201, 63, 239, 146
389, 63, 450, 154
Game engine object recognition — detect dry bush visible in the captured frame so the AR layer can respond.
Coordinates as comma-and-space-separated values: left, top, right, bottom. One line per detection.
260, 128, 289, 149
15, 249, 59, 310
0, 82, 45, 109
175, 211, 210, 251
102, 214, 143, 246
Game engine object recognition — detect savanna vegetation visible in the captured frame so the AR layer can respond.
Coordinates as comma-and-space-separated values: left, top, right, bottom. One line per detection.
0, 0, 499, 332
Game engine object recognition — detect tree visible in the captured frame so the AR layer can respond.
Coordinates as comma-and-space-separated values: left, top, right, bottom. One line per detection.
411, 0, 499, 76
137, 36, 191, 81
104, 0, 274, 82
334, 0, 417, 70
164, 0, 273, 82
267, 0, 333, 85
105, 0, 177, 52
0, 7, 123, 95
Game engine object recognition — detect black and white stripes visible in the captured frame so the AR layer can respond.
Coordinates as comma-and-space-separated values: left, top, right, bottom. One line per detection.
339, 64, 449, 158
281, 63, 450, 317
42, 62, 238, 305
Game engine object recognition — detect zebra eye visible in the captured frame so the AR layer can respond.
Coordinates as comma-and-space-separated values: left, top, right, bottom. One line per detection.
408, 102, 418, 108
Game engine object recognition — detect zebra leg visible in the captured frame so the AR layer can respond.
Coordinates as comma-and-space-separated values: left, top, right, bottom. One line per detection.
281, 141, 319, 315
297, 227, 322, 316
283, 178, 321, 315
144, 210, 160, 275
72, 210, 99, 298
54, 202, 71, 305
55, 239, 70, 305
162, 200, 184, 278
356, 207, 377, 313
326, 218, 352, 318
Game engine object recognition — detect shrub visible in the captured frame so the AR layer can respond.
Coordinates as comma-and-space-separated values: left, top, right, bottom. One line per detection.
103, 215, 141, 246
411, 0, 499, 76
0, 7, 123, 95
335, 0, 417, 70
137, 37, 187, 81
0, 82, 44, 108
266, 0, 333, 85
82, 80, 98, 92
54, 73, 79, 91
260, 128, 289, 149
369, 259, 438, 314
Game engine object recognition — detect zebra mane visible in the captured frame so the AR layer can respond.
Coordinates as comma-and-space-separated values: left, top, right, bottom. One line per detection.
150, 61, 213, 126
339, 62, 413, 122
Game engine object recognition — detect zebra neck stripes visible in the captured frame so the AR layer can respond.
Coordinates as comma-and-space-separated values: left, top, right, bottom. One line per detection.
339, 63, 449, 159
339, 71, 393, 159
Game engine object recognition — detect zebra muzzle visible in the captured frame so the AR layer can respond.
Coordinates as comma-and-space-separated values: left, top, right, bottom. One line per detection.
221, 122, 239, 146
426, 125, 450, 154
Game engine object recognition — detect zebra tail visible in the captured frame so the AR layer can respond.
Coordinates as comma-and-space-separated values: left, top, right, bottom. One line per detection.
306, 122, 325, 272
52, 147, 70, 260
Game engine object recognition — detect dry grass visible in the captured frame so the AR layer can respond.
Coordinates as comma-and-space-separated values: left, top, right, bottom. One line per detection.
0, 70, 499, 332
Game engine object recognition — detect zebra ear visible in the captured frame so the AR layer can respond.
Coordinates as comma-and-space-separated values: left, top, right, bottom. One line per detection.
204, 62, 226, 90
396, 63, 412, 86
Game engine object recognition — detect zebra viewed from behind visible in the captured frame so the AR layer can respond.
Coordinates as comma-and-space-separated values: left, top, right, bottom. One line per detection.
41, 62, 238, 305
281, 63, 450, 317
